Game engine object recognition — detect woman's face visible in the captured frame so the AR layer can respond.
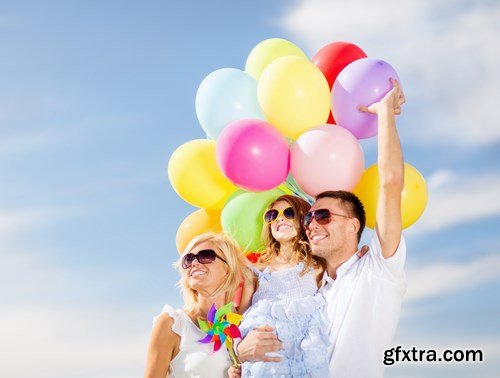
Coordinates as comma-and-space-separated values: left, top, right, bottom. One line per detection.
269, 200, 300, 243
183, 241, 229, 293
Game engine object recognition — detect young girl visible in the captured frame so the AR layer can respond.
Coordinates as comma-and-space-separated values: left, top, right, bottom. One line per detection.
238, 195, 329, 377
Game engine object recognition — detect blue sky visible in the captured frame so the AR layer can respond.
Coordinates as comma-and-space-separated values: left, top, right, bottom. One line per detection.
1, 1, 499, 377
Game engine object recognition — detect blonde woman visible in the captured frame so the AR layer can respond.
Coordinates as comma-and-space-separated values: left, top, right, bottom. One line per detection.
237, 195, 330, 377
144, 232, 254, 378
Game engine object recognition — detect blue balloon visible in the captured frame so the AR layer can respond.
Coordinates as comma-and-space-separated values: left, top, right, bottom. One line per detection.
195, 68, 264, 139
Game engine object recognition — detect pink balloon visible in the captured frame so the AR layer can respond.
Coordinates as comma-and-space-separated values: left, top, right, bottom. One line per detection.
291, 125, 364, 196
216, 119, 290, 192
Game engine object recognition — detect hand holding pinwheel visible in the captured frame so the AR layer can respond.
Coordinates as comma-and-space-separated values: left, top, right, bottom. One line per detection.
197, 302, 243, 366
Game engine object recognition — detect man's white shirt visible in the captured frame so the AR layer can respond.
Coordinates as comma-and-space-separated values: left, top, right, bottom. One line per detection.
319, 233, 407, 377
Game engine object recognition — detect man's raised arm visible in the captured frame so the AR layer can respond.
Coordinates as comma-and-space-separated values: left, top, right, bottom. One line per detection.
359, 78, 406, 258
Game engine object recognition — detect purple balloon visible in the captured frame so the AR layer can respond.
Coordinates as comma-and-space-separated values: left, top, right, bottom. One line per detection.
332, 58, 400, 139
216, 119, 290, 192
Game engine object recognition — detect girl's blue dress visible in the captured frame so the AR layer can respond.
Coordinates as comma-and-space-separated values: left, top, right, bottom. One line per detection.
240, 263, 330, 377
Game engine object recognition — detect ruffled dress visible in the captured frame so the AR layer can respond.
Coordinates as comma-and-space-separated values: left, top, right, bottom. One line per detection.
153, 304, 232, 377
240, 263, 330, 377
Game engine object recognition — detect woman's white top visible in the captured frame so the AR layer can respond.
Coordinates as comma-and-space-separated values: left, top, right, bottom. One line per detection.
154, 304, 232, 378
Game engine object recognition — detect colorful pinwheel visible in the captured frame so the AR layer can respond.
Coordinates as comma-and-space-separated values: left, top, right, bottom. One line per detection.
197, 301, 243, 365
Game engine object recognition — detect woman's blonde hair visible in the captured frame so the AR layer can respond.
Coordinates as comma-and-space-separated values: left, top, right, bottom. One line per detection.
259, 195, 320, 274
174, 232, 253, 314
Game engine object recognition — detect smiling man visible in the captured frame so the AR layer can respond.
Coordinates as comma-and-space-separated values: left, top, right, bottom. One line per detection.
305, 79, 407, 377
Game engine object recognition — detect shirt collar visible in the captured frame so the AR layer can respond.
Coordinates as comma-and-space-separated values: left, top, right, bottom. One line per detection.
321, 252, 361, 286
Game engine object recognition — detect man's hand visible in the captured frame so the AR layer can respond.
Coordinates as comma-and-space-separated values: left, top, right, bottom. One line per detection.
358, 78, 406, 116
236, 325, 282, 363
356, 245, 370, 258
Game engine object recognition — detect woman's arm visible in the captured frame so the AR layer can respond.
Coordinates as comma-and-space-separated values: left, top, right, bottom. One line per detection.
144, 314, 181, 378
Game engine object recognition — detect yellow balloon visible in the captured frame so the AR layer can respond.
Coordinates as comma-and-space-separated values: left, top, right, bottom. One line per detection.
168, 140, 237, 209
245, 38, 307, 80
176, 209, 222, 253
258, 56, 331, 140
352, 164, 379, 229
353, 163, 428, 229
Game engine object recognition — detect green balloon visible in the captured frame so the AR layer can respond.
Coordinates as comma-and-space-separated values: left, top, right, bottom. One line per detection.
225, 189, 247, 205
221, 188, 285, 252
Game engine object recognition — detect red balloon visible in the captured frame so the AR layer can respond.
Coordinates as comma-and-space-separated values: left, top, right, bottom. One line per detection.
327, 112, 335, 124
312, 42, 367, 124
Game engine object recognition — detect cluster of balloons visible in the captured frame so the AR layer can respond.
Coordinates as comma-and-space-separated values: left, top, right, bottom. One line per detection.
169, 38, 428, 254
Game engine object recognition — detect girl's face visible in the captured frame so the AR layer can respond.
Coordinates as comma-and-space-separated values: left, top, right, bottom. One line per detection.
183, 240, 228, 294
268, 200, 300, 243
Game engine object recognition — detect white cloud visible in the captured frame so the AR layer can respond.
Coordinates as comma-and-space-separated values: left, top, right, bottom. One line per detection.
404, 253, 500, 303
409, 170, 500, 234
0, 91, 142, 156
0, 205, 87, 242
0, 247, 160, 378
0, 305, 147, 378
387, 335, 500, 377
0, 94, 43, 130
396, 250, 500, 376
279, 0, 500, 147
426, 169, 455, 191
0, 130, 57, 155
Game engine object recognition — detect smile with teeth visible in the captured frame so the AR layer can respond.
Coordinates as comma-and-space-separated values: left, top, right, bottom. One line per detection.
190, 270, 207, 277
310, 234, 327, 242
276, 224, 292, 231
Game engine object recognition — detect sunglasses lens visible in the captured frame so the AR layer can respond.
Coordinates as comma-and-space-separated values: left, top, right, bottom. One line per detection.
315, 209, 331, 225
182, 253, 195, 269
303, 209, 331, 228
303, 212, 313, 228
197, 249, 217, 264
283, 207, 295, 220
264, 209, 279, 223
182, 250, 218, 269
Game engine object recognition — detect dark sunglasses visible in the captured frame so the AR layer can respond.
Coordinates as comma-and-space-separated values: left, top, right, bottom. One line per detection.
302, 209, 351, 229
181, 249, 227, 270
264, 206, 296, 223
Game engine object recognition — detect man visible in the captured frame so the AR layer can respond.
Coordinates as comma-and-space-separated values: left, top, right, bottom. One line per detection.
237, 79, 406, 377
307, 79, 406, 377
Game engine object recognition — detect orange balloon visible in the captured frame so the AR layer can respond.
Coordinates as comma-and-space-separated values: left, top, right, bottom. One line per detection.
176, 209, 222, 253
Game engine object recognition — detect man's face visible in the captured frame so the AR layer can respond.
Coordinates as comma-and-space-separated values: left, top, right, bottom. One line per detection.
306, 197, 355, 259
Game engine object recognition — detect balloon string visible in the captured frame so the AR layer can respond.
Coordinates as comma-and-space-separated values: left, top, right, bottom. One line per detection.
284, 174, 313, 204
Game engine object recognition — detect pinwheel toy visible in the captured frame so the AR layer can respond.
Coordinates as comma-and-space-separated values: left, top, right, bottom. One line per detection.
197, 301, 243, 366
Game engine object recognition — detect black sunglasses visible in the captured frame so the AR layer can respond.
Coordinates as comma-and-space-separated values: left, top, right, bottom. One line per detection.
264, 207, 296, 223
181, 249, 227, 270
302, 208, 351, 229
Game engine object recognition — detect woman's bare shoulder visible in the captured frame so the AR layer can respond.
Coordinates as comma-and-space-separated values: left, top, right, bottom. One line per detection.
153, 313, 179, 337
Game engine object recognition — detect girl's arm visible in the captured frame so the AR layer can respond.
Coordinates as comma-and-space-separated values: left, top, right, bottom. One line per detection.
144, 314, 180, 378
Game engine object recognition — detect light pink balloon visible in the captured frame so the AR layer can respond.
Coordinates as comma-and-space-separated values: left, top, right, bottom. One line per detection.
291, 125, 364, 196
216, 118, 290, 192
